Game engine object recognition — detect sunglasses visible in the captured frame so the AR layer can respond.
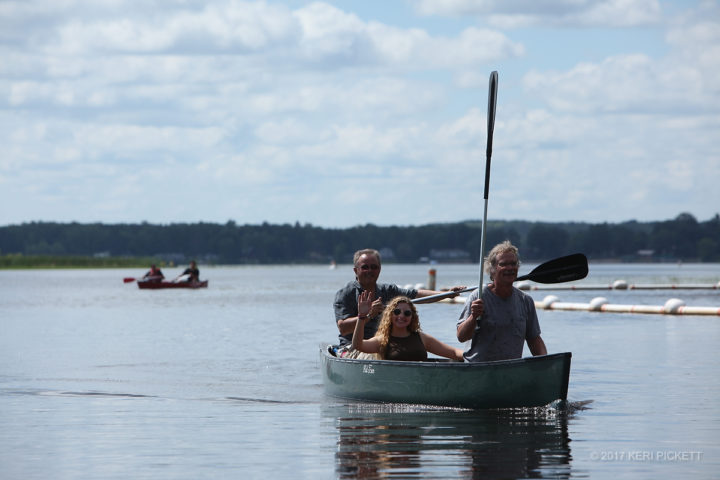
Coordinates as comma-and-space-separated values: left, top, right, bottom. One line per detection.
392, 308, 413, 317
359, 264, 380, 271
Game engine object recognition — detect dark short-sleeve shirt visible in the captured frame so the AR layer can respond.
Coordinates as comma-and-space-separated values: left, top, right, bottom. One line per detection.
457, 286, 541, 362
333, 280, 418, 345
182, 267, 199, 279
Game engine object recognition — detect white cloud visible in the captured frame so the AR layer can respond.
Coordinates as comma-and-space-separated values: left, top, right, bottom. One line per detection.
71, 124, 225, 153
43, 1, 298, 55
1, 0, 718, 227
521, 1, 720, 117
413, 0, 662, 27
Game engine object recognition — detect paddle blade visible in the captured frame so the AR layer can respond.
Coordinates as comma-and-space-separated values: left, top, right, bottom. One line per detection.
486, 72, 498, 163
516, 253, 588, 284
123, 277, 136, 283
484, 70, 498, 200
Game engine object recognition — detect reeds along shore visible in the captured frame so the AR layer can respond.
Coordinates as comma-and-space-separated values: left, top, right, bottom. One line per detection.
0, 254, 166, 269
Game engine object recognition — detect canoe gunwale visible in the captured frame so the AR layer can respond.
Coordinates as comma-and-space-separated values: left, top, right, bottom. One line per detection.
321, 344, 570, 370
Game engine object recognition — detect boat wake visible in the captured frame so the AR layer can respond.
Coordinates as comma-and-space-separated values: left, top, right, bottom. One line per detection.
53, 391, 154, 398
549, 398, 594, 414
3, 389, 156, 399
323, 398, 595, 416
225, 396, 313, 405
567, 399, 594, 411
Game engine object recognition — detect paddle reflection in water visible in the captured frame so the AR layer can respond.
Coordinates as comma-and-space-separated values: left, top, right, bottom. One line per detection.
326, 403, 574, 479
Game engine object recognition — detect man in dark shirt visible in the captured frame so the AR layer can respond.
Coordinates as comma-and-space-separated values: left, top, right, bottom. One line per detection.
334, 249, 465, 346
176, 260, 200, 283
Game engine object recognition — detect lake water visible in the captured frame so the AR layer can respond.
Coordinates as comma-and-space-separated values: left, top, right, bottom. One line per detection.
1, 263, 719, 479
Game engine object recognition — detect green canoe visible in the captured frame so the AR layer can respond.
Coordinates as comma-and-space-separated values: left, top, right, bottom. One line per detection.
320, 345, 571, 409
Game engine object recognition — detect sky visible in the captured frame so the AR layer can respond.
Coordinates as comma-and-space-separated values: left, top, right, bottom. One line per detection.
1, 0, 718, 228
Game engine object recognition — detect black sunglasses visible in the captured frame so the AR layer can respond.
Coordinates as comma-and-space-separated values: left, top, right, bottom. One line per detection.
359, 264, 380, 270
392, 308, 413, 317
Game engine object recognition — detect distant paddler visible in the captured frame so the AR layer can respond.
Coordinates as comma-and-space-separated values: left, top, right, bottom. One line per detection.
142, 264, 164, 283
174, 260, 200, 283
124, 264, 164, 283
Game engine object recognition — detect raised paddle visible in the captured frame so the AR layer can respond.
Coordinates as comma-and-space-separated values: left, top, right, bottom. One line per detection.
123, 277, 137, 283
412, 253, 589, 303
477, 71, 499, 294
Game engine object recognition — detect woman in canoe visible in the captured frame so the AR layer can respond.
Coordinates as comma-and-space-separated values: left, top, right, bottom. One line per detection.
352, 292, 464, 362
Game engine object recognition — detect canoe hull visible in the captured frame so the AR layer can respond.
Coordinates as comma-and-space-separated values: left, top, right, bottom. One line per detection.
137, 280, 208, 289
320, 345, 570, 409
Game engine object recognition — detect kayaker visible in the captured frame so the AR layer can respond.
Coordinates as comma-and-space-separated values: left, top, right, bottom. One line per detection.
175, 260, 200, 283
456, 241, 548, 362
352, 293, 464, 361
142, 264, 164, 282
333, 248, 466, 353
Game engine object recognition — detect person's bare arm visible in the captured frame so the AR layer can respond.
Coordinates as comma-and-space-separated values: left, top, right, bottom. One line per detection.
337, 297, 384, 335
413, 285, 466, 304
456, 298, 484, 342
420, 333, 464, 361
527, 335, 547, 356
351, 291, 382, 354
337, 316, 358, 335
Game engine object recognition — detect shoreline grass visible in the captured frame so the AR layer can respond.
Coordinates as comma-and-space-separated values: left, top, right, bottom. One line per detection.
0, 254, 168, 269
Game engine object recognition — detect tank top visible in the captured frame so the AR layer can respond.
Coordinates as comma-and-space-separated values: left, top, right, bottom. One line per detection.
384, 332, 428, 361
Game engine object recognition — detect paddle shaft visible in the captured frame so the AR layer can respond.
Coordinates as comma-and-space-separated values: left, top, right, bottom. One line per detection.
478, 71, 498, 292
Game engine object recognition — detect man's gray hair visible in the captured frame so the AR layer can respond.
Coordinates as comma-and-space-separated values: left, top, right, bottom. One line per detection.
484, 241, 519, 281
353, 249, 381, 267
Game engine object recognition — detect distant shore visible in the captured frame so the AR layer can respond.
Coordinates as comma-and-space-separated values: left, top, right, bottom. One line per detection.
1, 254, 715, 269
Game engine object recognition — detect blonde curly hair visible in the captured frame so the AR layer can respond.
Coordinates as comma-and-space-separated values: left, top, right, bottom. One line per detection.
375, 296, 421, 359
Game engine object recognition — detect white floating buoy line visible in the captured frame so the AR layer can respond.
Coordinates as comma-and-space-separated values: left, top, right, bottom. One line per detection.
411, 271, 720, 312
536, 295, 720, 316
517, 280, 720, 291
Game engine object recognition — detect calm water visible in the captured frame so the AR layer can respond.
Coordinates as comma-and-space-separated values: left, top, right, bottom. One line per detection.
1, 263, 719, 479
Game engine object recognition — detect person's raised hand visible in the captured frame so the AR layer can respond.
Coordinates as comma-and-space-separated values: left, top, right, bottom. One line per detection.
358, 290, 373, 319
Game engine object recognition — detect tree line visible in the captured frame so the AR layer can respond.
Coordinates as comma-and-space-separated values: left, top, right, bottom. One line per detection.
1, 212, 718, 265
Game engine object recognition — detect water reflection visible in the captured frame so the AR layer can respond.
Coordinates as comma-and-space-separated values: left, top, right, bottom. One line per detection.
326, 403, 573, 479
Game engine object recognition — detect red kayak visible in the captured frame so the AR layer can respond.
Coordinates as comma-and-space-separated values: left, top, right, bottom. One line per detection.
137, 280, 208, 289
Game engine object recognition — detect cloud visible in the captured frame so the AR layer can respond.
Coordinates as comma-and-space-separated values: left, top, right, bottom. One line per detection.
1, 0, 718, 227
5, 0, 523, 67
2, 1, 521, 121
413, 0, 662, 27
522, 3, 720, 114
461, 1, 720, 224
38, 1, 298, 55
